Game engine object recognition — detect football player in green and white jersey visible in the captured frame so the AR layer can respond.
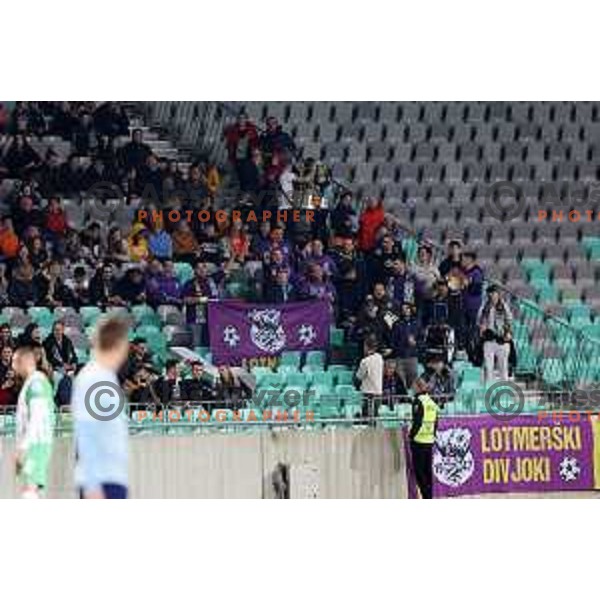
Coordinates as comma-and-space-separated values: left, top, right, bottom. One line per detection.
13, 346, 55, 499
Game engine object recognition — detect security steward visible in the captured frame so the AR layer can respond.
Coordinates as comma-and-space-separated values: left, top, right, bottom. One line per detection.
409, 378, 440, 499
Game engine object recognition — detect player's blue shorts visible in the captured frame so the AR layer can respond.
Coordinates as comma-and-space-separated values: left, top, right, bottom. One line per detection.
79, 483, 128, 499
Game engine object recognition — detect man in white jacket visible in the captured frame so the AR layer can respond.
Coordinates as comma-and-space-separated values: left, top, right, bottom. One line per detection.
356, 337, 383, 420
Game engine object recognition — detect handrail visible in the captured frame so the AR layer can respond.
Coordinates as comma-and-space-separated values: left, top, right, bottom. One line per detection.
0, 388, 596, 421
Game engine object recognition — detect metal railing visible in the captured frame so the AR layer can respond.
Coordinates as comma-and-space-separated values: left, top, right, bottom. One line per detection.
2, 388, 599, 439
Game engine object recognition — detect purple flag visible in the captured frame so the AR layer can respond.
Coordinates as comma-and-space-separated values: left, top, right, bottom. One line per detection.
208, 300, 331, 365
430, 415, 595, 497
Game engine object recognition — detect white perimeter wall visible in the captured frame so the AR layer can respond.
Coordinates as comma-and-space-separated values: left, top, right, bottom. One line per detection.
0, 429, 407, 499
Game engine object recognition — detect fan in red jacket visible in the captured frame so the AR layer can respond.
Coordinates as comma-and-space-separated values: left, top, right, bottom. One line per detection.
45, 197, 68, 236
225, 111, 259, 164
357, 197, 385, 252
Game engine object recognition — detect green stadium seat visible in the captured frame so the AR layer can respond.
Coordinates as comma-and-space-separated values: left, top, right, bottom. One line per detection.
258, 373, 283, 389
252, 366, 273, 378
327, 364, 350, 374
512, 322, 529, 340
567, 303, 591, 322
394, 403, 412, 420
280, 351, 301, 367
529, 273, 551, 287
131, 305, 160, 327
521, 258, 550, 275
305, 350, 325, 366
330, 327, 345, 347
174, 262, 194, 284
515, 344, 537, 374
75, 348, 89, 363
311, 370, 334, 388
402, 238, 418, 263
535, 285, 558, 303
302, 364, 324, 374
315, 383, 341, 417
285, 372, 309, 389
28, 307, 54, 327
335, 370, 355, 386
335, 384, 356, 399
582, 237, 600, 259
136, 325, 161, 340
459, 367, 481, 386
378, 405, 397, 428
540, 358, 565, 387
584, 358, 600, 382
147, 334, 167, 352
80, 306, 102, 326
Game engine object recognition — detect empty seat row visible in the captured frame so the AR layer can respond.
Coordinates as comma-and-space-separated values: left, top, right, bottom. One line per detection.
295, 121, 600, 146
303, 139, 600, 165
237, 102, 600, 126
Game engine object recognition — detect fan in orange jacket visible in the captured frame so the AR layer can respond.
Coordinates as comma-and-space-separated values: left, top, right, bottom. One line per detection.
0, 217, 20, 259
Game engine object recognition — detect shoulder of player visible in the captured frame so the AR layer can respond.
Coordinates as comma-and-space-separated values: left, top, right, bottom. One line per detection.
27, 371, 53, 397
74, 364, 117, 389
32, 369, 51, 386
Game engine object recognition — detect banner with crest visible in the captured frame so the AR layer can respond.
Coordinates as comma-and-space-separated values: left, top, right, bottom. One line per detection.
406, 415, 598, 498
207, 300, 331, 365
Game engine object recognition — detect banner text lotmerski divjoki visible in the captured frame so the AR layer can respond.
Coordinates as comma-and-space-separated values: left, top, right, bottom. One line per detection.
406, 415, 600, 497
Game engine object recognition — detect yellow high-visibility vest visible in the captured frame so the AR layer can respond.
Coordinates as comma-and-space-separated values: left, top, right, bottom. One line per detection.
413, 394, 439, 444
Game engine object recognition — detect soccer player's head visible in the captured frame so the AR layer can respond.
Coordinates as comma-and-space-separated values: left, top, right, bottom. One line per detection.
93, 316, 130, 371
12, 345, 38, 378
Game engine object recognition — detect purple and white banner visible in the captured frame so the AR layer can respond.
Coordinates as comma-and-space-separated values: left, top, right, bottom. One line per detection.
406, 415, 596, 498
208, 300, 330, 365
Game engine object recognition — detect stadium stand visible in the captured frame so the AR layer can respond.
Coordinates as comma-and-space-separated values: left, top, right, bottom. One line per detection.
1, 101, 600, 436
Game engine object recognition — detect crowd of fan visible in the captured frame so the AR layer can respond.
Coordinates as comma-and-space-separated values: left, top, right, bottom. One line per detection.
0, 103, 515, 412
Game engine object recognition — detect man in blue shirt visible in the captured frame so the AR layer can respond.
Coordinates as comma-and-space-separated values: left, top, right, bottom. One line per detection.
72, 316, 130, 499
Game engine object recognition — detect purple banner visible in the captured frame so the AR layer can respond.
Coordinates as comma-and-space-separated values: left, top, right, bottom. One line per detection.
427, 415, 595, 497
433, 415, 594, 497
208, 300, 331, 365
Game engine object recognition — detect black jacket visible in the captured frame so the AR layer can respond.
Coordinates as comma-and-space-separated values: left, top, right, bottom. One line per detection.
43, 334, 77, 369
264, 283, 298, 304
